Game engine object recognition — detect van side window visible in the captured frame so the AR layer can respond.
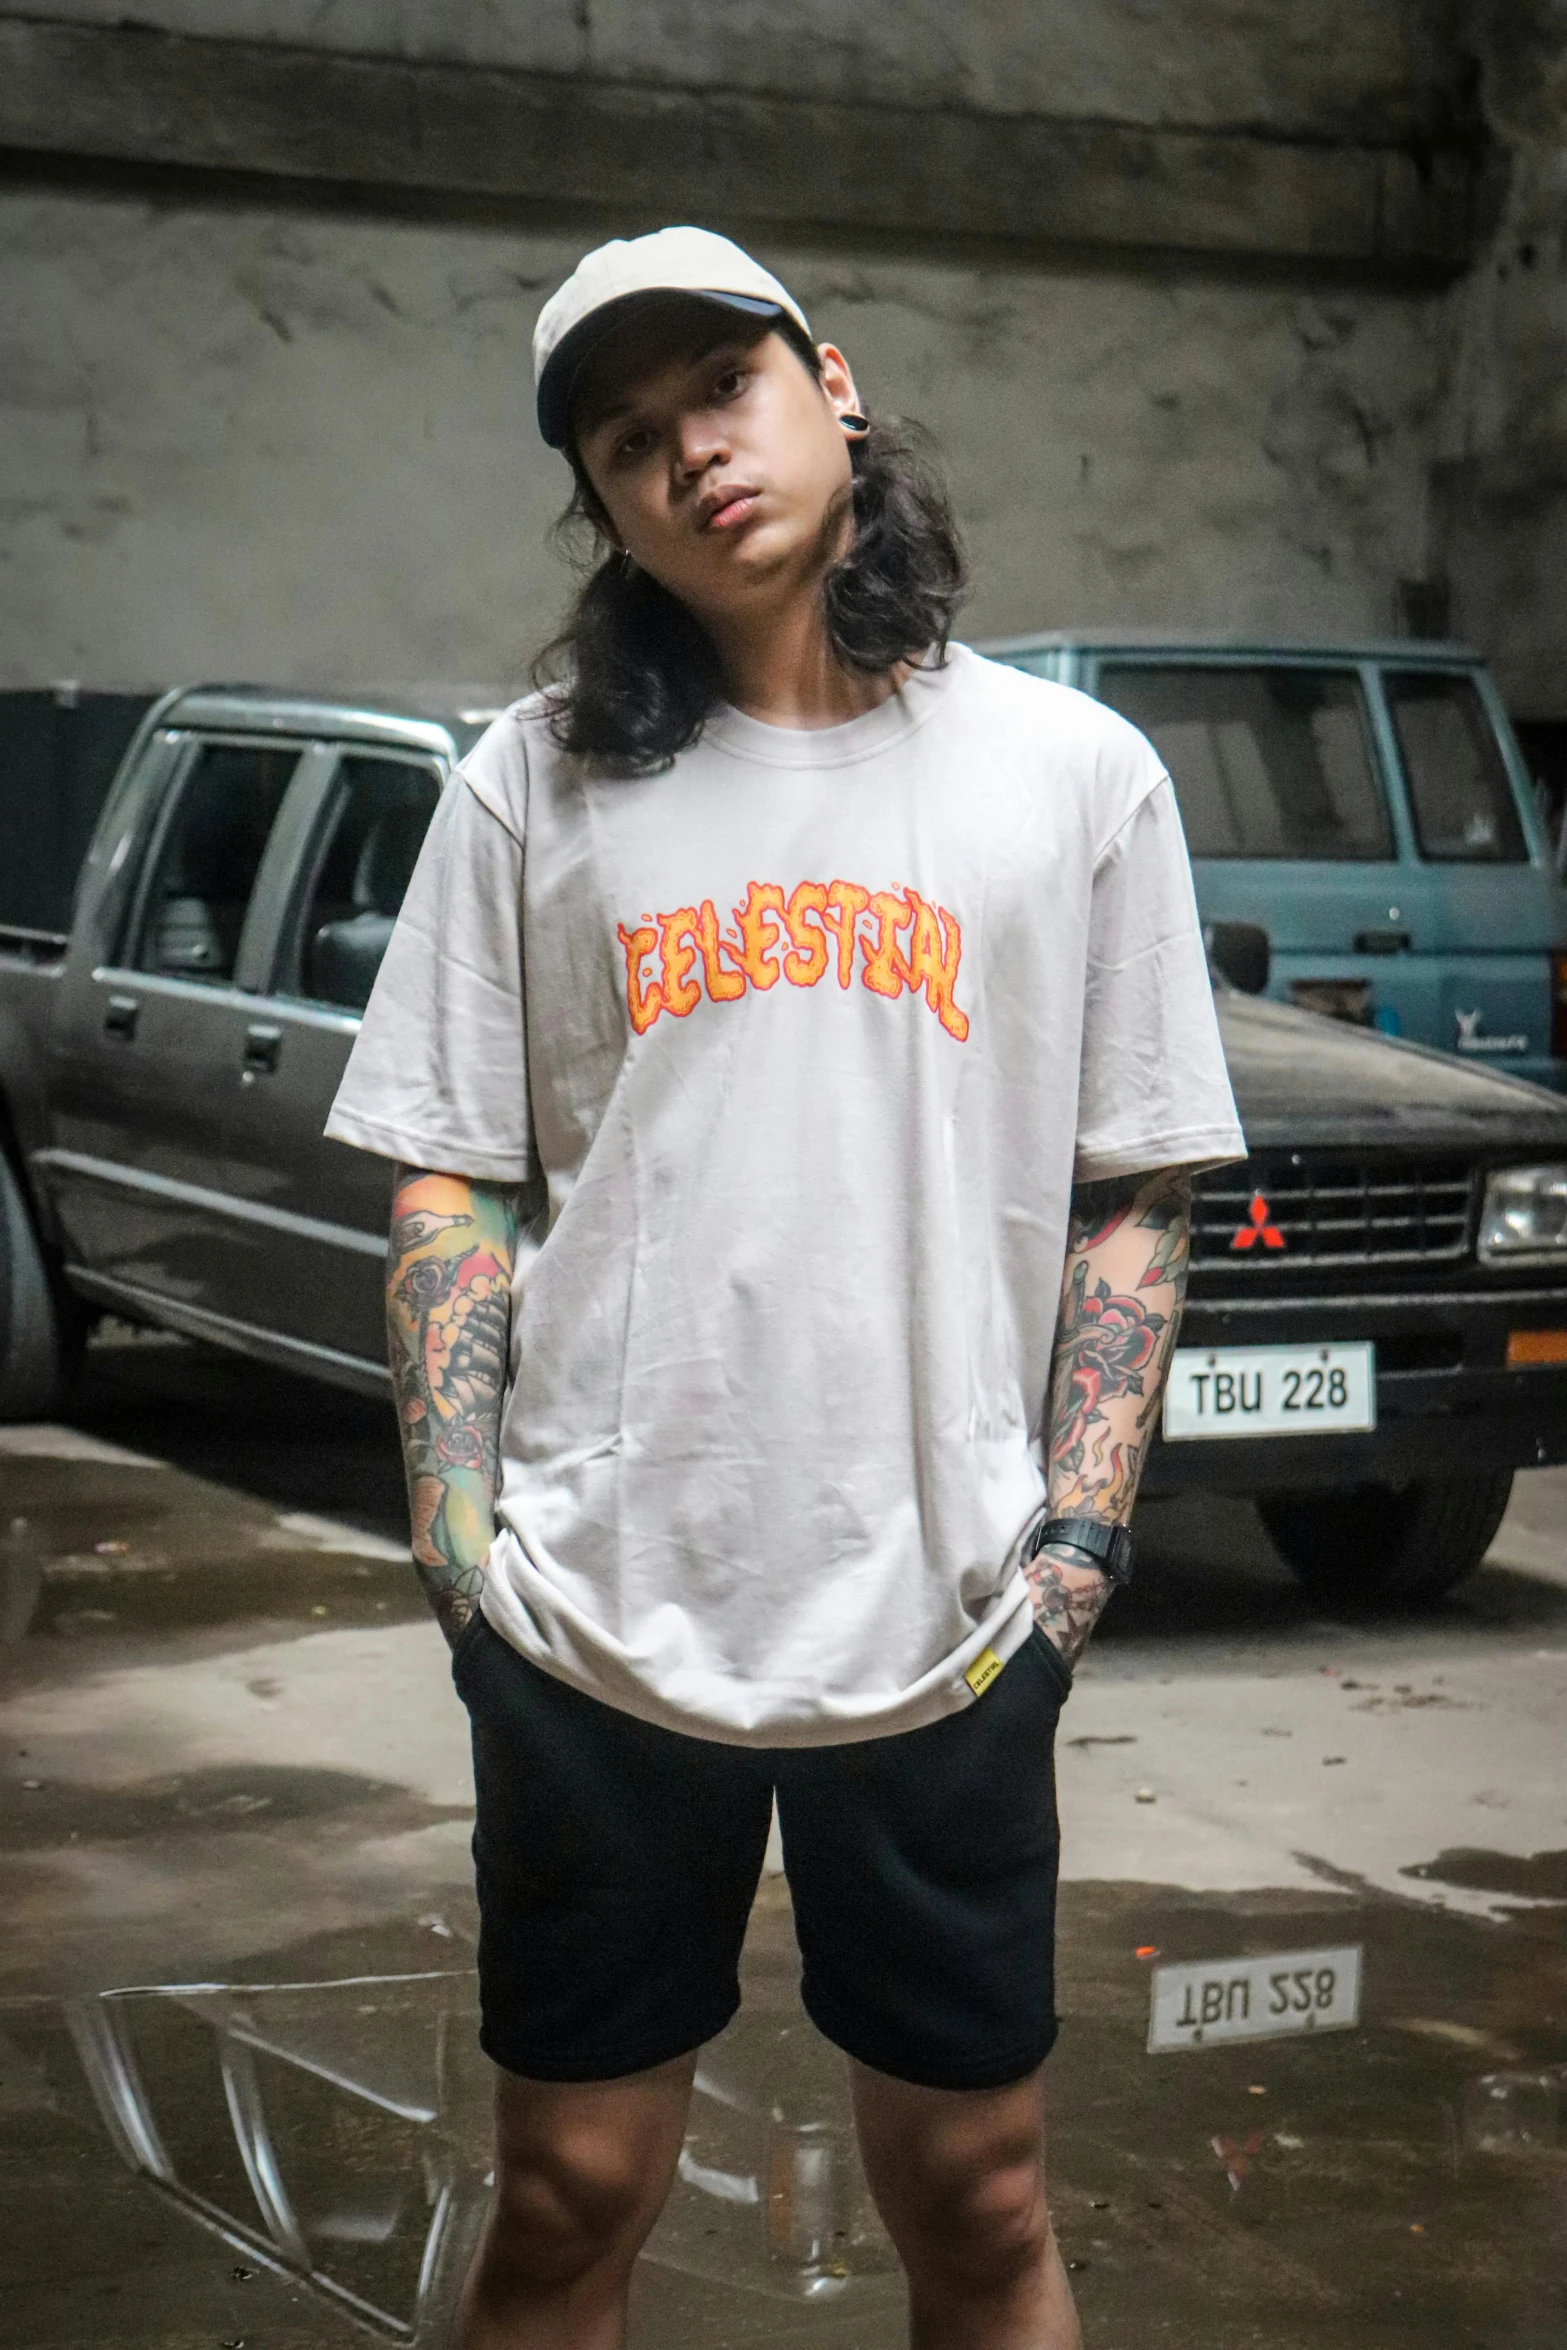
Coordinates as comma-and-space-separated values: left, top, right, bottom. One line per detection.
1096, 666, 1393, 861
133, 743, 300, 983
1387, 673, 1528, 863
287, 755, 442, 1011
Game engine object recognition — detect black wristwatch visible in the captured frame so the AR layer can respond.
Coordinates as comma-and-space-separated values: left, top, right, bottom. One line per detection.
1027, 1515, 1135, 1589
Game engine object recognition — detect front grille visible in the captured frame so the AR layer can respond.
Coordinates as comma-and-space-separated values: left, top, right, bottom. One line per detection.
1191, 1153, 1474, 1271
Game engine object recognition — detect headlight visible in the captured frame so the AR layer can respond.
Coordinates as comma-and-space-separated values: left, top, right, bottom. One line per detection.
1478, 1164, 1567, 1264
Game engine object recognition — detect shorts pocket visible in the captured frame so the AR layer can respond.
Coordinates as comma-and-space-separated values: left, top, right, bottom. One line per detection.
449, 1603, 488, 1685
1025, 1624, 1074, 1703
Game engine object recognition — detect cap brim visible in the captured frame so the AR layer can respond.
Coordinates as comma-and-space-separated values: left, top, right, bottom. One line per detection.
536, 290, 785, 450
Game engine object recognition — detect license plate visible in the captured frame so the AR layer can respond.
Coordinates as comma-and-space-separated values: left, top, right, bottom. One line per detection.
1162, 1341, 1375, 1440
1148, 1944, 1363, 2052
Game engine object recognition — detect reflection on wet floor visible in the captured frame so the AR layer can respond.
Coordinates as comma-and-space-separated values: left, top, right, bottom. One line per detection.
1, 1895, 906, 2349
4, 1879, 1567, 2348
68, 1972, 477, 2340
50, 1906, 903, 2342
3, 1334, 1567, 2345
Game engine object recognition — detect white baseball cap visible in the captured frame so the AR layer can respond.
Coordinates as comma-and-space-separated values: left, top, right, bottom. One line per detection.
533, 225, 813, 449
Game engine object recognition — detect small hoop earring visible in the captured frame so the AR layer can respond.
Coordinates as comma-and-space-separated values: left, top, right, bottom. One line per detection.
840, 412, 870, 438
620, 550, 638, 577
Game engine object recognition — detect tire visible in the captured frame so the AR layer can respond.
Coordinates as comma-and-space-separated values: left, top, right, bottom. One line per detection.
0, 1148, 84, 1421
1257, 1471, 1515, 1612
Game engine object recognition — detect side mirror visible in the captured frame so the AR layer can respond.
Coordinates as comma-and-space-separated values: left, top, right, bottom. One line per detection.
1205, 920, 1271, 995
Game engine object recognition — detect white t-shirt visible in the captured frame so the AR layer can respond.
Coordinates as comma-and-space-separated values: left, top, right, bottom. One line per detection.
327, 645, 1243, 1745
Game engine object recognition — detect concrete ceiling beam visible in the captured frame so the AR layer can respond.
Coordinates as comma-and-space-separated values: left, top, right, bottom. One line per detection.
0, 18, 1482, 281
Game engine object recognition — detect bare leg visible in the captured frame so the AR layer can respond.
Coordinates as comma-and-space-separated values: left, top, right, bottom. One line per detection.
851, 2059, 1081, 2350
454, 2051, 696, 2349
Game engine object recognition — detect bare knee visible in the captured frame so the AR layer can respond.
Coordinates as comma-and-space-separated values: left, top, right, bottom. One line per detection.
482, 2135, 652, 2294
856, 2074, 1053, 2297
895, 2148, 1050, 2291
473, 2067, 690, 2311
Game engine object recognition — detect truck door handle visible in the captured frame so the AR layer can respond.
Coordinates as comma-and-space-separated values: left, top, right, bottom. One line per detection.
1354, 928, 1412, 955
103, 993, 139, 1042
242, 1022, 283, 1077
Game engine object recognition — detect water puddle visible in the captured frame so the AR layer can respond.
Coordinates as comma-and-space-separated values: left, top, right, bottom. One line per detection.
1402, 1847, 1567, 1902
3, 1881, 1566, 2348
0, 1893, 902, 2349
0, 1456, 425, 1649
0, 1763, 469, 1853
2, 1351, 1564, 2344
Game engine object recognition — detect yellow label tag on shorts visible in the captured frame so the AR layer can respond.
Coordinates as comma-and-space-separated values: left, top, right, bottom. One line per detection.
964, 1646, 1004, 1698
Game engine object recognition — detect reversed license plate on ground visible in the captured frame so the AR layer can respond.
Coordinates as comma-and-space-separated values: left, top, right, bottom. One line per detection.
1162, 1341, 1375, 1441
1148, 1946, 1363, 2053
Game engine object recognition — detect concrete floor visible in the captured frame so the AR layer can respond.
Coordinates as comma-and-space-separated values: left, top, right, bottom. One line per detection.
2, 1329, 1565, 2347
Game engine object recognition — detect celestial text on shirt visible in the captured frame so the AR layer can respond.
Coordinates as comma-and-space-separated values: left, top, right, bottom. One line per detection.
616, 878, 970, 1041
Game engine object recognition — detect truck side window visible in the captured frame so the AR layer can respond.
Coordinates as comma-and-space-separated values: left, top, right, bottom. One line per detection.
1386, 672, 1528, 863
288, 755, 441, 1011
1096, 665, 1394, 861
133, 743, 300, 983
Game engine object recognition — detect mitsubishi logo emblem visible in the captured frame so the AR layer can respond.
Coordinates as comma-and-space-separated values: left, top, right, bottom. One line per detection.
1232, 1192, 1286, 1251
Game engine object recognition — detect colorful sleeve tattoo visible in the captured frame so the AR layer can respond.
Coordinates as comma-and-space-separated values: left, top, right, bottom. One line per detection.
1025, 1165, 1192, 1668
387, 1165, 521, 1648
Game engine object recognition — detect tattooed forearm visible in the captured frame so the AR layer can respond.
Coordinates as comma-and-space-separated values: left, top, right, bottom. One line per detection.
387, 1165, 520, 1648
1050, 1164, 1192, 1517
1026, 1164, 1193, 1666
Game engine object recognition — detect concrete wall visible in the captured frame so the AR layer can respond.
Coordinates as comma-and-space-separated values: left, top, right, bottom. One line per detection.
0, 190, 1442, 690
0, 0, 1540, 698
1435, 1, 1567, 715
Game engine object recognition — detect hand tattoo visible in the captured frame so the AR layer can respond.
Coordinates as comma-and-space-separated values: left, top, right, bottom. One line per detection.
1032, 1165, 1192, 1665
387, 1166, 520, 1647
1023, 1542, 1113, 1670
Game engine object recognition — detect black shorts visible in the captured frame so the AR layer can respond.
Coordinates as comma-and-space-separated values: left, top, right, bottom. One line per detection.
452, 1614, 1069, 2093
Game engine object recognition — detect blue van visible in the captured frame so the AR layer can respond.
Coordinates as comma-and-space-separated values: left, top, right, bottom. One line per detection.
987, 635, 1567, 1093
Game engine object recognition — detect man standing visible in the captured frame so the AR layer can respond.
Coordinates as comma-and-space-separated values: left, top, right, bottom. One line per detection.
328, 227, 1242, 2349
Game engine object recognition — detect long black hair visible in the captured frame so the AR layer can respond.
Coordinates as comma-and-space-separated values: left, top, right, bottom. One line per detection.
532, 328, 967, 772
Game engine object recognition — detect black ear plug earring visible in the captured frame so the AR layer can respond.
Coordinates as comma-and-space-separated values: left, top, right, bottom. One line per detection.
840, 412, 870, 438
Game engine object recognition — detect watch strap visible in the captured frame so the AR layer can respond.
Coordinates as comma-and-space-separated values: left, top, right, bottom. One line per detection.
1030, 1515, 1135, 1588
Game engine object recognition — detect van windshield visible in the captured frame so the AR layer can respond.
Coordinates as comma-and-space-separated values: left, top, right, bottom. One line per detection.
1096, 664, 1394, 861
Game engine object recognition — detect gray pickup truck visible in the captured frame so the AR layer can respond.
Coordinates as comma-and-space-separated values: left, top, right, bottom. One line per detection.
3, 684, 1567, 1610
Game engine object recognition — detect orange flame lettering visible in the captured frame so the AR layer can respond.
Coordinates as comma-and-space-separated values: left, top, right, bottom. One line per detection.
616, 920, 664, 1035
694, 900, 746, 1001
906, 892, 969, 1042
656, 907, 702, 1017
822, 880, 871, 988
734, 881, 786, 990
782, 879, 830, 986
619, 878, 968, 1042
862, 889, 916, 1000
